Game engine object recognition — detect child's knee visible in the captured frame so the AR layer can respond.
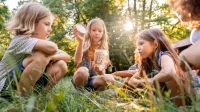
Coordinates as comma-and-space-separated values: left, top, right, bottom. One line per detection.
93, 79, 104, 86
74, 68, 89, 79
93, 78, 108, 89
105, 75, 115, 85
56, 60, 68, 74
73, 67, 89, 83
75, 67, 89, 77
31, 51, 51, 66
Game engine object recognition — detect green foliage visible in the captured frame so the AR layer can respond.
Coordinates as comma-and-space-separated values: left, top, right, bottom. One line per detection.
152, 3, 190, 42
0, 1, 197, 111
75, 0, 134, 70
0, 0, 190, 71
0, 1, 11, 59
46, 92, 64, 112
0, 76, 197, 111
42, 0, 77, 75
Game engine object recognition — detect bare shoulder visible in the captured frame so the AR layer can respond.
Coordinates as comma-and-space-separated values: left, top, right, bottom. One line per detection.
161, 54, 173, 61
160, 54, 175, 67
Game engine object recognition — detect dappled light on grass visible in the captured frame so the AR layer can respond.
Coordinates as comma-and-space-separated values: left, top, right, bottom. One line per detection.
46, 92, 64, 112
0, 71, 199, 111
0, 77, 180, 111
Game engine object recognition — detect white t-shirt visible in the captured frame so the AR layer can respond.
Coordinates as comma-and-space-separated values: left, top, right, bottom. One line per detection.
190, 28, 200, 44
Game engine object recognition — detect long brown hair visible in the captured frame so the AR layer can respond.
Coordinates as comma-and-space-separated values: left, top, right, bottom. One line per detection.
136, 29, 187, 82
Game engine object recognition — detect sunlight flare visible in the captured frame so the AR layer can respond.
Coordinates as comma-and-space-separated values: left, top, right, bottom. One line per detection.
124, 21, 133, 31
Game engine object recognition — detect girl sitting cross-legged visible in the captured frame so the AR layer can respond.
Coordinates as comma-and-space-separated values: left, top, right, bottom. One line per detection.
72, 18, 115, 91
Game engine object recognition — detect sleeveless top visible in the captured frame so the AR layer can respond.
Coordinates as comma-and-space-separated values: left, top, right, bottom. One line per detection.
77, 44, 102, 77
79, 53, 97, 77
150, 51, 170, 91
149, 51, 170, 77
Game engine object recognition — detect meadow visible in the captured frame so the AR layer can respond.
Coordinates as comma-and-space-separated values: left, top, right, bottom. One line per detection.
1, 75, 200, 112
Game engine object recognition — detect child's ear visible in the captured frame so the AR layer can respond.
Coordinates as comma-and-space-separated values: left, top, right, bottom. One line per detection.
153, 40, 158, 49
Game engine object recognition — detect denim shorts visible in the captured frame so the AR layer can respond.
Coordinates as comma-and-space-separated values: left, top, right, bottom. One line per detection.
0, 61, 48, 97
71, 77, 95, 91
72, 59, 98, 91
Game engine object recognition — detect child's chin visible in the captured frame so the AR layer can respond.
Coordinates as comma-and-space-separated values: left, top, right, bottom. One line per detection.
141, 56, 148, 59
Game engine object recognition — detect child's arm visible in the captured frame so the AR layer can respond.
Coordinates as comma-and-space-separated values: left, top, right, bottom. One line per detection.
179, 39, 200, 68
112, 70, 137, 77
73, 27, 85, 64
128, 55, 176, 87
74, 41, 84, 64
151, 55, 177, 83
51, 50, 71, 62
34, 40, 58, 55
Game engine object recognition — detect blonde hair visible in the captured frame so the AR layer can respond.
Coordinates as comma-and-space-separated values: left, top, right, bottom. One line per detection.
83, 18, 109, 52
83, 18, 111, 65
6, 2, 52, 37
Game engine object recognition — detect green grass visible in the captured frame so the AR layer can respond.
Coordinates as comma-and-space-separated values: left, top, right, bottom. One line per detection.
0, 76, 200, 112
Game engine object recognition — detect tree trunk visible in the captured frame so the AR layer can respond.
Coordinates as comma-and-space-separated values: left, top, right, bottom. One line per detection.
127, 0, 133, 21
74, 0, 87, 24
133, 0, 138, 33
141, 0, 146, 30
148, 0, 153, 28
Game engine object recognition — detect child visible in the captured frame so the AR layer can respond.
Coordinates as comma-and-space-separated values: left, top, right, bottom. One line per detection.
72, 18, 115, 91
168, 0, 200, 71
121, 28, 189, 107
0, 2, 70, 96
169, 0, 200, 44
168, 0, 200, 24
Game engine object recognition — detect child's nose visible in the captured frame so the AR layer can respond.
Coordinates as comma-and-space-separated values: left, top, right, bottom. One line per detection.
48, 27, 52, 32
137, 46, 140, 51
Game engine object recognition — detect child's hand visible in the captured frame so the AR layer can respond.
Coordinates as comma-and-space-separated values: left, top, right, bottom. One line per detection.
128, 77, 141, 87
73, 26, 85, 42
91, 61, 105, 75
50, 51, 70, 62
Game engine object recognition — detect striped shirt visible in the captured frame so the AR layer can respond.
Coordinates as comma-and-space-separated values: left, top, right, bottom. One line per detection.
0, 36, 40, 91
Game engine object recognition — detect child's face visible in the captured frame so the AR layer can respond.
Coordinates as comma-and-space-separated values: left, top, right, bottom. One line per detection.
136, 38, 155, 59
33, 15, 53, 40
89, 22, 104, 43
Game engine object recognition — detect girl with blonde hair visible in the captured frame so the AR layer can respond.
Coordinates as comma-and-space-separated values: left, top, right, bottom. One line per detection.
72, 18, 115, 91
0, 2, 70, 96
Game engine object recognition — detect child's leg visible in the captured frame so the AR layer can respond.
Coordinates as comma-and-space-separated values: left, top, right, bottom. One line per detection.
45, 60, 68, 88
19, 51, 51, 95
122, 77, 131, 89
92, 74, 115, 91
73, 67, 90, 88
166, 80, 184, 107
